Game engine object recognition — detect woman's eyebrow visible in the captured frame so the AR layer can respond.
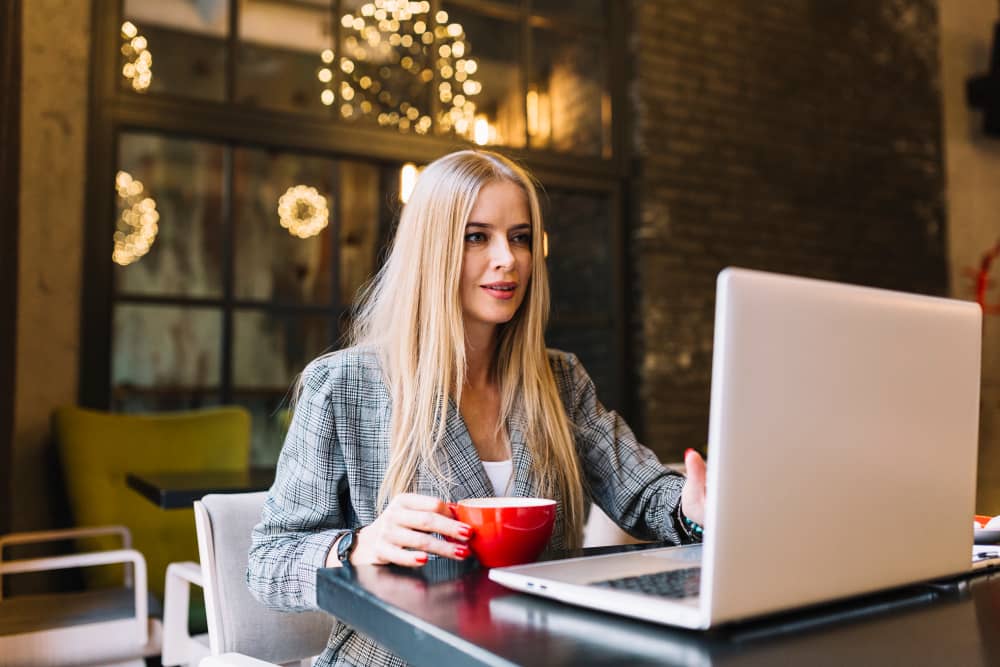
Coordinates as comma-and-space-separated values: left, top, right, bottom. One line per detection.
465, 222, 531, 231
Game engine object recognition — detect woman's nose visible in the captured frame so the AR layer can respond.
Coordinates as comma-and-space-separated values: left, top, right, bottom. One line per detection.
492, 239, 515, 269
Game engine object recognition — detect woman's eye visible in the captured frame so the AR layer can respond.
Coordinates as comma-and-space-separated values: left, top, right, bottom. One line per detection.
465, 232, 487, 243
511, 233, 532, 246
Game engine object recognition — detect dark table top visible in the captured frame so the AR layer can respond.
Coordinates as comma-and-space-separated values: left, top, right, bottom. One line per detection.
125, 468, 275, 509
317, 544, 1000, 667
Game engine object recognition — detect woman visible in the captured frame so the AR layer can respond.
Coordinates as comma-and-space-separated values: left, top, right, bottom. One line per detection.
248, 149, 707, 666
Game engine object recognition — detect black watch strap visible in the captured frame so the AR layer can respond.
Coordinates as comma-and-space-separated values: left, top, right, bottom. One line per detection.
336, 527, 361, 564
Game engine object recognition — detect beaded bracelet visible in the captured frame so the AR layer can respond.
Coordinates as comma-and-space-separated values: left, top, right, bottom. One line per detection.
682, 515, 704, 539
676, 503, 704, 543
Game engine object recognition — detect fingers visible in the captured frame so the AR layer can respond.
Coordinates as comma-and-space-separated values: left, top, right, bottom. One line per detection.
394, 507, 471, 541
395, 492, 449, 513
681, 448, 707, 527
393, 493, 471, 541
373, 540, 430, 567
356, 493, 473, 568
387, 525, 471, 560
683, 448, 706, 495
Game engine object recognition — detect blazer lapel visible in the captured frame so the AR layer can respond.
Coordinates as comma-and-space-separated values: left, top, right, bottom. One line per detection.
417, 398, 536, 501
508, 401, 534, 499
426, 397, 494, 501
508, 400, 567, 552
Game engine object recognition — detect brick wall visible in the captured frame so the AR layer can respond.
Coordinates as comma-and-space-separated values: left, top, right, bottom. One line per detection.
631, 0, 948, 458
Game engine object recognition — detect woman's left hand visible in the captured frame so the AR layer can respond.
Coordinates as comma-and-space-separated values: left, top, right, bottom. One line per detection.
680, 448, 706, 526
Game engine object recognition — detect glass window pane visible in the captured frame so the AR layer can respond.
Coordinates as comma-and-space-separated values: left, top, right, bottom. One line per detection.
530, 29, 609, 156
439, 5, 524, 147
237, 0, 336, 114
336, 0, 435, 130
122, 0, 228, 100
532, 0, 604, 20
543, 188, 616, 408
232, 310, 332, 388
111, 304, 222, 411
232, 311, 334, 464
338, 161, 385, 304
543, 188, 612, 318
115, 133, 225, 298
233, 148, 337, 305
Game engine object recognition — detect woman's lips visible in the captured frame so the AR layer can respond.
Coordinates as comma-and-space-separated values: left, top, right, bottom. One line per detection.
481, 283, 517, 301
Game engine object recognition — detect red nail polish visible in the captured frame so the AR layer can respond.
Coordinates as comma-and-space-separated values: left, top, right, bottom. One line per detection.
454, 545, 470, 559
685, 448, 695, 457
415, 554, 428, 564
458, 526, 472, 540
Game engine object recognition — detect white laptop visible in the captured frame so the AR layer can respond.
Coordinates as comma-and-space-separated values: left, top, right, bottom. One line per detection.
490, 267, 984, 629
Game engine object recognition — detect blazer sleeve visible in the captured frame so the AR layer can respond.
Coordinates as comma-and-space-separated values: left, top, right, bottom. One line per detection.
561, 353, 690, 545
247, 360, 352, 611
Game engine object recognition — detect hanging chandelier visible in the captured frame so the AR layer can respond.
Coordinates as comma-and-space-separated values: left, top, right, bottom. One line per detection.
323, 1, 482, 139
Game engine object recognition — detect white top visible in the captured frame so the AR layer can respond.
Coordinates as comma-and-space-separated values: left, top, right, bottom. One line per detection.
481, 459, 513, 496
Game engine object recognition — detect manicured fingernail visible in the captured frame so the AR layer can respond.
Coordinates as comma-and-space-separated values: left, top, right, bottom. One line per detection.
685, 448, 695, 457
458, 526, 472, 540
454, 545, 470, 559
415, 554, 428, 564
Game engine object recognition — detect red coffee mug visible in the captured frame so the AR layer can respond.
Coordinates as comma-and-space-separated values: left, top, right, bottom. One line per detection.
448, 497, 557, 568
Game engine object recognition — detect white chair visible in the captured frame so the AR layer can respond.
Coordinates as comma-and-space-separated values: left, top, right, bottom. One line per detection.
582, 505, 647, 548
161, 559, 210, 666
582, 461, 687, 548
192, 492, 333, 667
0, 525, 162, 667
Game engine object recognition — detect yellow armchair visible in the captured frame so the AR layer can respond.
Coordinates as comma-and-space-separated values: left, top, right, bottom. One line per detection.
52, 406, 251, 606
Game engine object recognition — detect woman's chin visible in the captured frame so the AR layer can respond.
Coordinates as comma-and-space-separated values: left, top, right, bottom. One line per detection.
465, 307, 519, 329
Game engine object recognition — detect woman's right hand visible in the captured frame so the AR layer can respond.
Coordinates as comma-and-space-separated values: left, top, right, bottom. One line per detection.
343, 493, 473, 567
680, 448, 707, 527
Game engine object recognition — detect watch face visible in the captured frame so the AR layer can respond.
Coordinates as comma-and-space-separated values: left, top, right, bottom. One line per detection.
337, 530, 355, 562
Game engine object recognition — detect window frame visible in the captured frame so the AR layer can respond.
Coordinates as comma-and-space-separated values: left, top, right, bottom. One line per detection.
1, 0, 23, 535
81, 0, 635, 419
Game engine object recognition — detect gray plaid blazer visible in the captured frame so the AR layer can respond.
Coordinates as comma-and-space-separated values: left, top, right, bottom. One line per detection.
248, 346, 688, 667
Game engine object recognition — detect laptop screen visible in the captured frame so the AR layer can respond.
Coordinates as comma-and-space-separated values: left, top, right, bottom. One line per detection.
702, 269, 981, 623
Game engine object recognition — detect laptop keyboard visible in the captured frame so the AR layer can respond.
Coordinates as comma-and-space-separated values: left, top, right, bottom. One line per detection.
593, 567, 701, 599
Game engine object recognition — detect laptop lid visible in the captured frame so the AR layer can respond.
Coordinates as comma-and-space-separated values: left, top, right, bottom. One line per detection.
490, 268, 982, 628
703, 268, 982, 624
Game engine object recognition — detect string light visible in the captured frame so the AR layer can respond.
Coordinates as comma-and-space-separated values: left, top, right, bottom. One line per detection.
112, 171, 159, 266
334, 1, 482, 139
277, 185, 330, 238
318, 48, 336, 105
120, 21, 152, 92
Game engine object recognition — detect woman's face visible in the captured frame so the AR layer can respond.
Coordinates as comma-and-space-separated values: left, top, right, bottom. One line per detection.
459, 180, 533, 339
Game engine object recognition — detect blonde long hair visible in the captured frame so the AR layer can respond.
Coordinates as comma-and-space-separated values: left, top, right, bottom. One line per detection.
316, 150, 584, 549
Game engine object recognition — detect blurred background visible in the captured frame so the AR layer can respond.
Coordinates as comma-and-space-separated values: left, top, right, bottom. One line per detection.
2, 0, 998, 539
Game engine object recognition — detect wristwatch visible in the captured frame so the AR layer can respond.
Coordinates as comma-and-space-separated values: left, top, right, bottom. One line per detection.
336, 527, 361, 565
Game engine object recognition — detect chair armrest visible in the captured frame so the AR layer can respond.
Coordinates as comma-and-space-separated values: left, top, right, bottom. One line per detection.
199, 654, 279, 667
0, 525, 135, 591
0, 548, 145, 576
161, 561, 209, 667
167, 560, 203, 587
0, 548, 149, 646
0, 525, 132, 553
